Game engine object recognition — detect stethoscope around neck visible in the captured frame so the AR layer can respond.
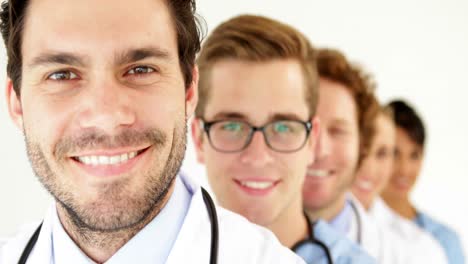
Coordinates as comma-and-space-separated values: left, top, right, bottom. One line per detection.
291, 202, 363, 264
17, 188, 219, 264
291, 213, 334, 264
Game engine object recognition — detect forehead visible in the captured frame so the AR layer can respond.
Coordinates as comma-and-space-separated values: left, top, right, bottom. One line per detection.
374, 114, 395, 143
317, 78, 357, 125
395, 127, 420, 149
203, 59, 309, 122
22, 0, 177, 63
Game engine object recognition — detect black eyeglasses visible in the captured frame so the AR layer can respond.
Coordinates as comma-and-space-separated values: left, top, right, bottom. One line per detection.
201, 119, 312, 153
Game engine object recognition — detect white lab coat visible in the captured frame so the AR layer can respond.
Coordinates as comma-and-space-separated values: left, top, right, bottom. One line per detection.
348, 195, 448, 264
369, 198, 448, 264
0, 173, 305, 264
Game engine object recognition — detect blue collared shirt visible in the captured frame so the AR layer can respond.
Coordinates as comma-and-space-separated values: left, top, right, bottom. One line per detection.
51, 176, 191, 263
294, 221, 376, 264
328, 200, 353, 236
415, 211, 465, 264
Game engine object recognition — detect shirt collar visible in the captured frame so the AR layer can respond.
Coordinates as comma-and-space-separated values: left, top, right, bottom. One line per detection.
51, 175, 192, 263
328, 199, 352, 236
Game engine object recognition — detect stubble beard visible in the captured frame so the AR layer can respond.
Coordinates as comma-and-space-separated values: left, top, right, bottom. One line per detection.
24, 122, 187, 238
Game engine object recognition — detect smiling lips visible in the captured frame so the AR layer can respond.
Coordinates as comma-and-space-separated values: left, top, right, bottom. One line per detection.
234, 179, 279, 196
355, 178, 373, 192
70, 147, 149, 177
306, 169, 332, 178
76, 151, 138, 166
73, 148, 147, 165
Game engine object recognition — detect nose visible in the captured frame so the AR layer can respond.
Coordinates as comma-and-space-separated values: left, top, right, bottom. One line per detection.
314, 129, 331, 163
77, 78, 136, 134
239, 131, 274, 167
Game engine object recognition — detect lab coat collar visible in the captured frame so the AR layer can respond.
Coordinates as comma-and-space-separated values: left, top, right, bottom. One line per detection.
165, 172, 212, 263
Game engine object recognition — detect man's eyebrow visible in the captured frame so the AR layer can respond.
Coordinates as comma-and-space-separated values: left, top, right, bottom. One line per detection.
269, 113, 307, 122
210, 112, 247, 121
208, 112, 308, 124
331, 118, 354, 127
27, 52, 88, 69
115, 47, 171, 65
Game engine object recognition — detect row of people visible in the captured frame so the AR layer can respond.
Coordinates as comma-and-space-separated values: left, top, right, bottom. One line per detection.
0, 0, 463, 263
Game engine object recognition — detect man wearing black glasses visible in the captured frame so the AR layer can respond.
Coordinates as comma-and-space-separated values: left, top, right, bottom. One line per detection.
192, 15, 375, 264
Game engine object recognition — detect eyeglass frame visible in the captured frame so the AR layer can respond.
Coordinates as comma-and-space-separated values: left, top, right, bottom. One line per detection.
199, 118, 313, 153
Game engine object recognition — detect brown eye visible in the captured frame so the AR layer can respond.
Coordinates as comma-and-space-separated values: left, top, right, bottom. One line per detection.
127, 66, 155, 75
47, 71, 78, 81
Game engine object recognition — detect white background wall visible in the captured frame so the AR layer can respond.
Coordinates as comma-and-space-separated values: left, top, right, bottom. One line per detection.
0, 0, 467, 254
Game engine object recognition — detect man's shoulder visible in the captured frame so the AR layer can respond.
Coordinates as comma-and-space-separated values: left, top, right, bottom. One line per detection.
418, 212, 461, 241
1, 223, 40, 263
314, 221, 377, 264
215, 206, 305, 263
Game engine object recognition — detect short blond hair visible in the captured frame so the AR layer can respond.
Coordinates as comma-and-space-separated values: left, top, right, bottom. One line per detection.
196, 15, 318, 118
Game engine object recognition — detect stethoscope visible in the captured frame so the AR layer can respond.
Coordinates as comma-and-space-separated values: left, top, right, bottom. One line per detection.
291, 213, 334, 264
18, 188, 219, 264
291, 201, 363, 264
349, 200, 362, 245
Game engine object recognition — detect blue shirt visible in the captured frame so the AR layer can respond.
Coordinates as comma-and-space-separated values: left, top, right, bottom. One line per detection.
51, 176, 191, 263
415, 211, 465, 264
328, 201, 353, 236
294, 221, 376, 264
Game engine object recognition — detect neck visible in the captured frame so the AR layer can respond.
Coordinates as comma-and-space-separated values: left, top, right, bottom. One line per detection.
266, 195, 308, 249
382, 194, 417, 220
56, 183, 175, 263
305, 193, 347, 222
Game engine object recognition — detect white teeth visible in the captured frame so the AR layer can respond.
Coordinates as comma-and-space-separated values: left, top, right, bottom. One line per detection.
120, 153, 129, 163
90, 156, 99, 166
307, 169, 329, 178
77, 151, 138, 166
99, 156, 109, 164
240, 181, 274, 190
356, 180, 373, 190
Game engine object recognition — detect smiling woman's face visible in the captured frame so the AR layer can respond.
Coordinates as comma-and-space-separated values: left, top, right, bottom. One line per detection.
381, 127, 423, 202
352, 113, 396, 209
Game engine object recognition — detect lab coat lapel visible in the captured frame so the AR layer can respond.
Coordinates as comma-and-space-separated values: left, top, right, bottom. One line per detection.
165, 186, 211, 263
2, 205, 55, 263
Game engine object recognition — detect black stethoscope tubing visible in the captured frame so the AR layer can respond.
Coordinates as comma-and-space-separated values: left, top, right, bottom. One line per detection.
291, 201, 363, 264
349, 200, 362, 245
291, 213, 334, 264
18, 187, 219, 264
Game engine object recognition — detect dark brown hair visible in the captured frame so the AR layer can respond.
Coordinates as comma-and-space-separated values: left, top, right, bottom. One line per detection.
387, 99, 425, 148
195, 14, 318, 118
317, 48, 380, 161
0, 0, 204, 96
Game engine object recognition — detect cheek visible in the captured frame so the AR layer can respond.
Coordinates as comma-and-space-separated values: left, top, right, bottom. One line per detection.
139, 93, 184, 123
334, 140, 359, 171
408, 164, 422, 180
22, 101, 71, 146
204, 150, 235, 178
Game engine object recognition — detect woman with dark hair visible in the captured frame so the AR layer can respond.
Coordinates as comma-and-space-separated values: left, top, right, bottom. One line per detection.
382, 100, 465, 264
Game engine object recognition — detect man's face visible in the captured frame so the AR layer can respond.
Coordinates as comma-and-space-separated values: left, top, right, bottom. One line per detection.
352, 113, 396, 209
382, 127, 423, 200
192, 59, 318, 226
303, 78, 359, 215
7, 0, 198, 231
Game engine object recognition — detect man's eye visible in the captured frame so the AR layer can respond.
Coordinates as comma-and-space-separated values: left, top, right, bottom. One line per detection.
127, 66, 155, 75
222, 122, 243, 131
273, 122, 291, 133
47, 71, 78, 81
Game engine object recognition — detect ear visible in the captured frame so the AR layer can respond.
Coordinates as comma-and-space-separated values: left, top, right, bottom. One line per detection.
6, 78, 24, 131
190, 117, 206, 164
185, 66, 199, 119
307, 116, 320, 164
